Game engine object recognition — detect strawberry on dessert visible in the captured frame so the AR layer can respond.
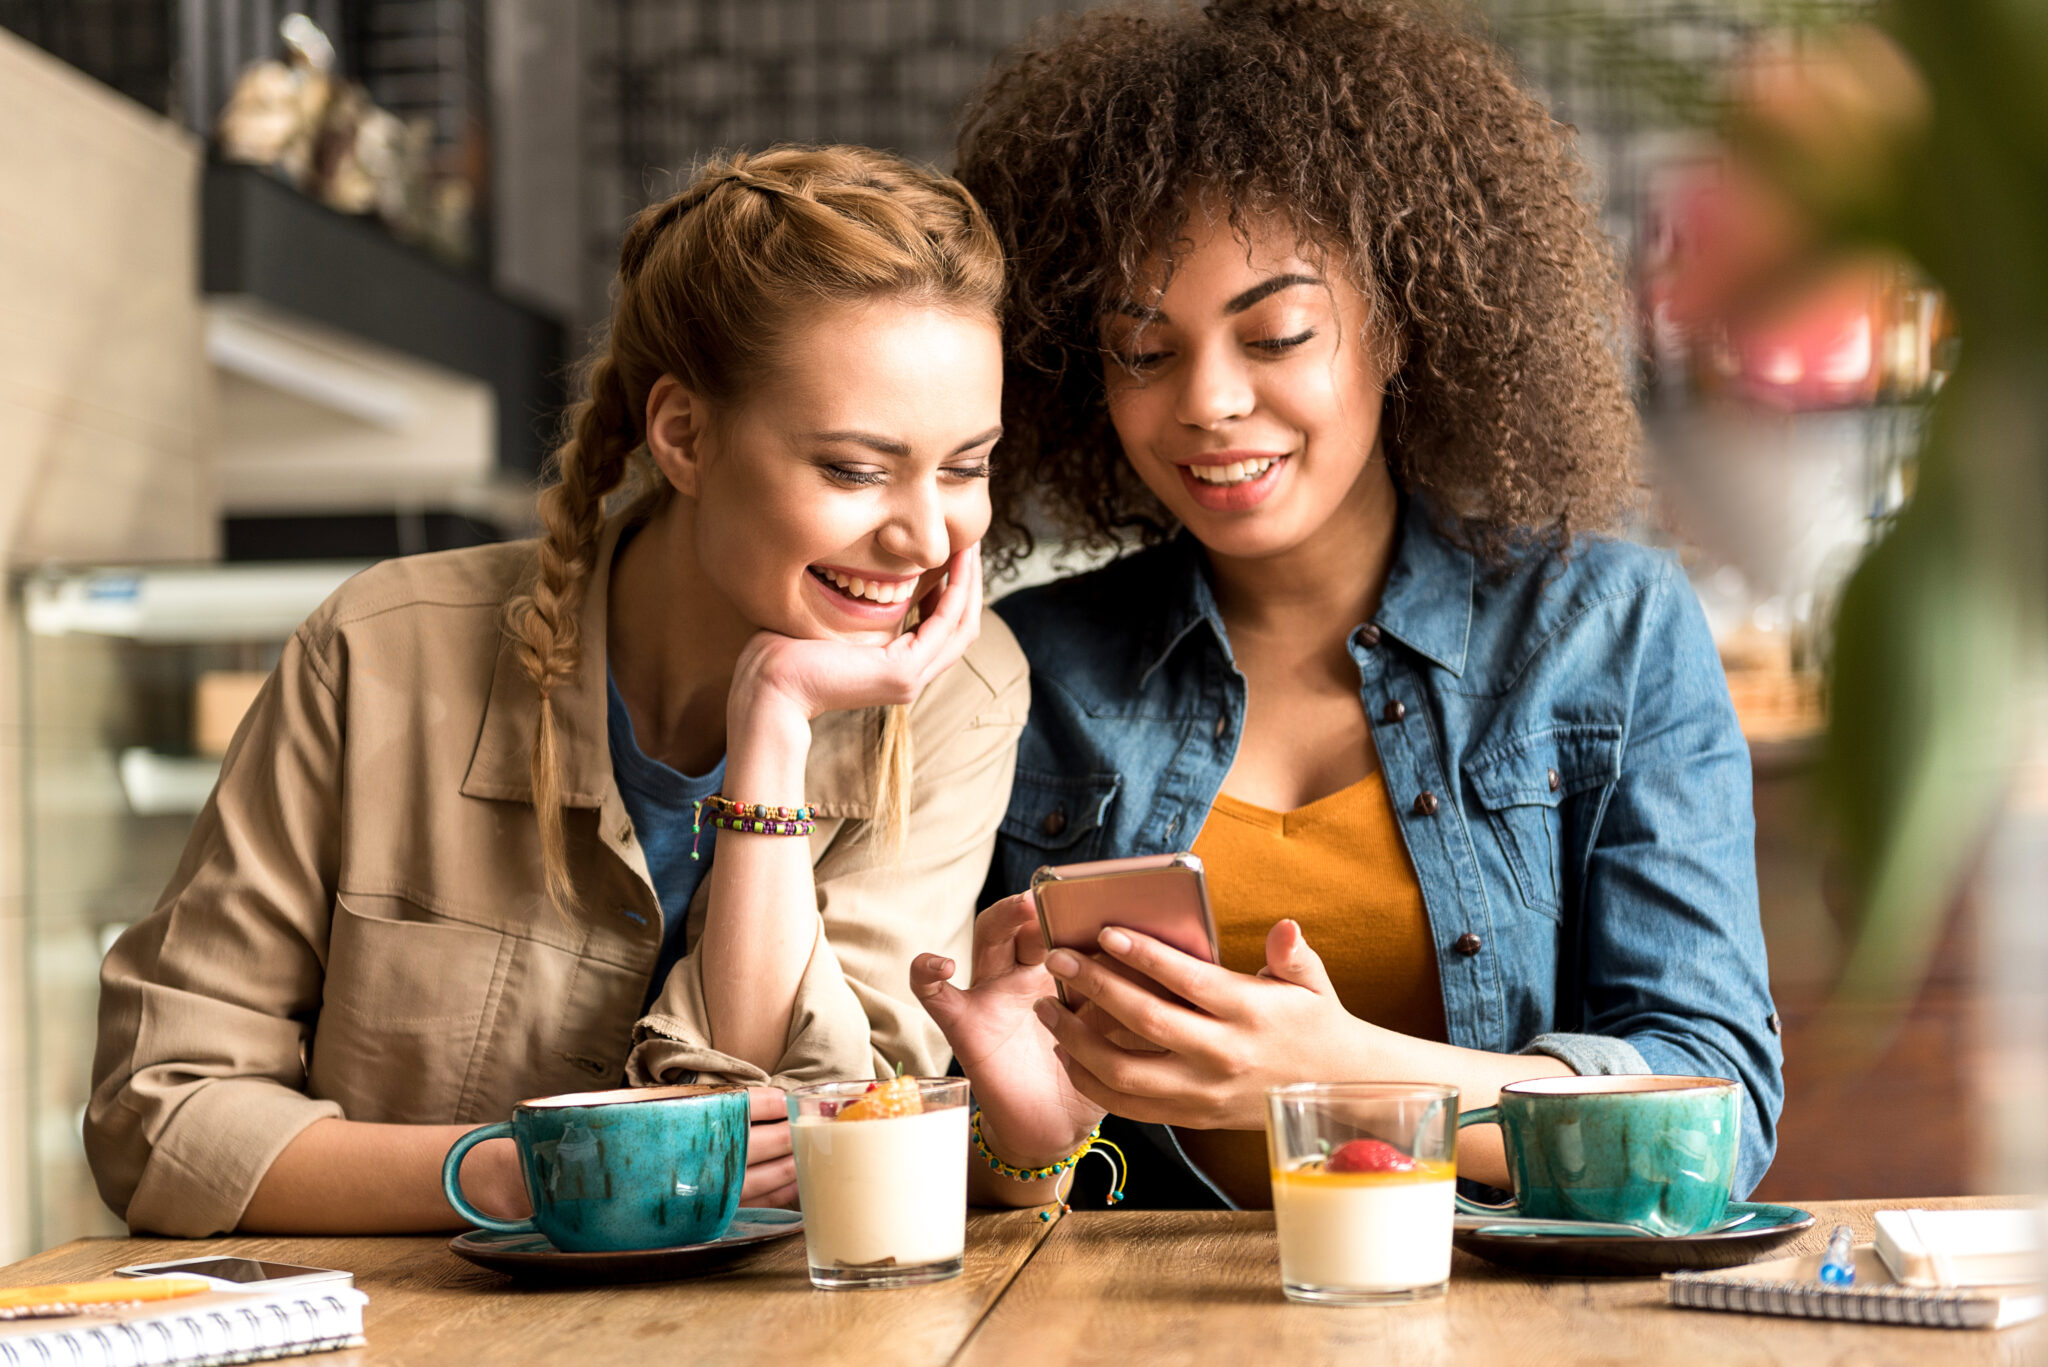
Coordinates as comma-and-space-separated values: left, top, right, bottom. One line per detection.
1325, 1139, 1418, 1174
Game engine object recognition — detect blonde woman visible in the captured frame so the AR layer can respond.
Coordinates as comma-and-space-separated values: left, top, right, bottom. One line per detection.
86, 147, 1026, 1236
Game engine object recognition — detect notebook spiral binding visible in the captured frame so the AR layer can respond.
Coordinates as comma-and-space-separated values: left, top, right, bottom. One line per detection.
0, 1290, 366, 1366
1667, 1271, 1991, 1329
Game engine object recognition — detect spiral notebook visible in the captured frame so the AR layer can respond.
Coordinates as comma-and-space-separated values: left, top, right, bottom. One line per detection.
0, 1285, 367, 1365
1665, 1247, 2044, 1330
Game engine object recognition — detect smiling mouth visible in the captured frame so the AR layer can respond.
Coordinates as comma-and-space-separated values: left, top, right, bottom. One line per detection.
808, 566, 919, 606
1184, 456, 1283, 486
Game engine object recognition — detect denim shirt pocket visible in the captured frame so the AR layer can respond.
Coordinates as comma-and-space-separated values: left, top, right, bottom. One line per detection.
1464, 725, 1622, 923
999, 769, 1121, 876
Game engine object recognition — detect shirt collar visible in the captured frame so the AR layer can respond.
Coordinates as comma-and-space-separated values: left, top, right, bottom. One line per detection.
1134, 531, 1234, 691
1130, 499, 1475, 687
1372, 498, 1474, 676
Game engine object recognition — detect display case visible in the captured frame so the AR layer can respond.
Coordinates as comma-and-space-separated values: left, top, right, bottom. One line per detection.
15, 561, 364, 1248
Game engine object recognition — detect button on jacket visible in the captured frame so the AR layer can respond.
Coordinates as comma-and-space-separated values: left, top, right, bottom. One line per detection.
87, 514, 1028, 1236
988, 501, 1783, 1200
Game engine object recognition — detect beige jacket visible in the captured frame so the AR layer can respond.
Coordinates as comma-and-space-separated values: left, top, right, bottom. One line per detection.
86, 516, 1028, 1235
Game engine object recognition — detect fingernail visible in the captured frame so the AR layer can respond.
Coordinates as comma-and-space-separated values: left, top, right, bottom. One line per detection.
1099, 927, 1132, 954
1033, 998, 1058, 1027
1046, 949, 1080, 978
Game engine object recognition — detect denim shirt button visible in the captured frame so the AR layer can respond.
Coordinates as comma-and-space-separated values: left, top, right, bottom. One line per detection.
1214, 715, 1227, 739
1042, 806, 1068, 837
1412, 791, 1440, 817
1548, 767, 1561, 792
1454, 932, 1484, 957
1382, 699, 1406, 724
1358, 623, 1382, 648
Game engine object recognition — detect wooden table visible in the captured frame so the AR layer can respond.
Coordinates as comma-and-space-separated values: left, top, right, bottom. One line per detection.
3, 1199, 2038, 1365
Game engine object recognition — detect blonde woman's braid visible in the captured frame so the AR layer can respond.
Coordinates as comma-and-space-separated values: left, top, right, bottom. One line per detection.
506, 352, 636, 913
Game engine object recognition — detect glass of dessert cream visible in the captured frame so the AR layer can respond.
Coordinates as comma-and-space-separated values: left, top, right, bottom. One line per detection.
786, 1076, 970, 1289
1265, 1082, 1460, 1305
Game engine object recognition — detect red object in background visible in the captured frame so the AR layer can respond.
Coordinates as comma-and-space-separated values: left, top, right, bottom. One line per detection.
1641, 160, 1948, 412
1712, 263, 1884, 411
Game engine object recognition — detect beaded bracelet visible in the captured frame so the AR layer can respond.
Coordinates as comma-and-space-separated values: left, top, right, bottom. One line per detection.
970, 1108, 1127, 1218
690, 795, 818, 860
707, 813, 816, 836
700, 795, 816, 822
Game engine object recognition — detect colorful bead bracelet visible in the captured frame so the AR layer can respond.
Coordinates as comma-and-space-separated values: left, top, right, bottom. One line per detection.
690, 795, 818, 860
707, 813, 816, 836
970, 1108, 1127, 1218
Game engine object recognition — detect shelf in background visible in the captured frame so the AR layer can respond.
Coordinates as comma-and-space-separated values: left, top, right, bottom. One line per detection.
117, 748, 221, 817
21, 562, 369, 641
201, 160, 565, 480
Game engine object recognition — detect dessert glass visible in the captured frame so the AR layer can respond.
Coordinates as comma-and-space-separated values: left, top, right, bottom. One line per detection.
786, 1078, 970, 1289
1265, 1082, 1460, 1305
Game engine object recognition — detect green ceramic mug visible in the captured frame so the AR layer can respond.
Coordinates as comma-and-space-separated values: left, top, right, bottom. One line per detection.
1455, 1075, 1741, 1236
442, 1082, 749, 1252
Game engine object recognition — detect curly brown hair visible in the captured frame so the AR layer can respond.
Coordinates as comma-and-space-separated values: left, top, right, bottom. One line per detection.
956, 0, 1641, 571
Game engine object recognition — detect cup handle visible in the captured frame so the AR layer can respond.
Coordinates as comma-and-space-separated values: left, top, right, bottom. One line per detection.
441, 1123, 536, 1234
1450, 1105, 1519, 1218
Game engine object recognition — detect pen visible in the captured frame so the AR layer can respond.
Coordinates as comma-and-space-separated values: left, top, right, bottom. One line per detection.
1818, 1224, 1856, 1286
0, 1275, 212, 1318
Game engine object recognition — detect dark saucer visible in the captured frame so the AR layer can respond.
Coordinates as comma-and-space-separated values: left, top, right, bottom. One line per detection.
1453, 1202, 1816, 1278
449, 1208, 803, 1283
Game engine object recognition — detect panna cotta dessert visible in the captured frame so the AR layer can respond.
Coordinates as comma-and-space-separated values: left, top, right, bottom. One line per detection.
1271, 1139, 1456, 1301
788, 1076, 969, 1289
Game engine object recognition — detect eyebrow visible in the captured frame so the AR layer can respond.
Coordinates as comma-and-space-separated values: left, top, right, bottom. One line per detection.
1107, 273, 1325, 326
807, 426, 1003, 458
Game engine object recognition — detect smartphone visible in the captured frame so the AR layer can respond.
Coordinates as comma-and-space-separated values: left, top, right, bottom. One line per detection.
113, 1256, 354, 1292
1029, 852, 1220, 1008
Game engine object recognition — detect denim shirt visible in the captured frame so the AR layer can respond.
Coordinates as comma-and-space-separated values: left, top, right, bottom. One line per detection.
987, 501, 1783, 1201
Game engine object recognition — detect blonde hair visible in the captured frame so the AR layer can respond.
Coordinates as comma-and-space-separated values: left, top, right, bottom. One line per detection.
504, 146, 1005, 912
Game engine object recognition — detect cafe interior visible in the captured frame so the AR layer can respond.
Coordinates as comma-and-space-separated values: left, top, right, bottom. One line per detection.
0, 0, 2043, 1360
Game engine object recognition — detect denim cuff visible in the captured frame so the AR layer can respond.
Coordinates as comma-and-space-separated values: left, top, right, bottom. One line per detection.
1518, 1031, 1651, 1076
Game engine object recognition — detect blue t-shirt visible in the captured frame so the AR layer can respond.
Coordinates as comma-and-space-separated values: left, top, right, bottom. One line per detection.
606, 668, 725, 1007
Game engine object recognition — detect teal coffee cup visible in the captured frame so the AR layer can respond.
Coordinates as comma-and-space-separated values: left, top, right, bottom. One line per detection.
442, 1083, 749, 1252
1455, 1075, 1740, 1236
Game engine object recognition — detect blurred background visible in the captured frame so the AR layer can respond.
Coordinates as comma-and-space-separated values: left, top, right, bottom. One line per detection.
0, 0, 2037, 1259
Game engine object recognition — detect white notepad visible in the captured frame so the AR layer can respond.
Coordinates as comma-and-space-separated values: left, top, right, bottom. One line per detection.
1875, 1207, 2045, 1288
0, 1285, 367, 1366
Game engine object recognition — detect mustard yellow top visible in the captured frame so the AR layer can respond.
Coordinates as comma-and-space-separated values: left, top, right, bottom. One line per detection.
1175, 769, 1447, 1209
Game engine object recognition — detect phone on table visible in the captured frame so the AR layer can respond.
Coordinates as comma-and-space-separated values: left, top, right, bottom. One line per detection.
1029, 852, 1219, 1008
112, 1257, 354, 1292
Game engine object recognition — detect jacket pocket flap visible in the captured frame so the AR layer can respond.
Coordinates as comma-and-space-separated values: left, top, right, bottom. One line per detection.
1465, 724, 1623, 809
999, 769, 1120, 852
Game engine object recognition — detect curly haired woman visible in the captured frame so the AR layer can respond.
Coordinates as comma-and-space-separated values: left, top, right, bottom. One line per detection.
913, 0, 1782, 1209
88, 147, 1028, 1234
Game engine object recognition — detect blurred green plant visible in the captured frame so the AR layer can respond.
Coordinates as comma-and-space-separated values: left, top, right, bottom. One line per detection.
1780, 2, 2048, 1004
1485, 0, 2048, 1007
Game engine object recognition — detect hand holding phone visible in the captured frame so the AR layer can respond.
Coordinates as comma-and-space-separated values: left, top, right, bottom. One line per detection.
1029, 853, 1219, 1009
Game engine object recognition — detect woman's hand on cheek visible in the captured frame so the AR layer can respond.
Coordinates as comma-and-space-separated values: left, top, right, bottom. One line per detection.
1037, 919, 1374, 1132
734, 544, 983, 724
740, 1085, 798, 1208
911, 893, 1104, 1168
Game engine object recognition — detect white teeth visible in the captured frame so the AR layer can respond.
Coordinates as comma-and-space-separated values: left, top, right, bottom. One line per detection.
814, 568, 914, 605
1188, 457, 1278, 485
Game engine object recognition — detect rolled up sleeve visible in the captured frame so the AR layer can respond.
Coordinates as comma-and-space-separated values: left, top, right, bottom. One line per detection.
628, 632, 1029, 1089
1576, 567, 1785, 1198
86, 627, 346, 1235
